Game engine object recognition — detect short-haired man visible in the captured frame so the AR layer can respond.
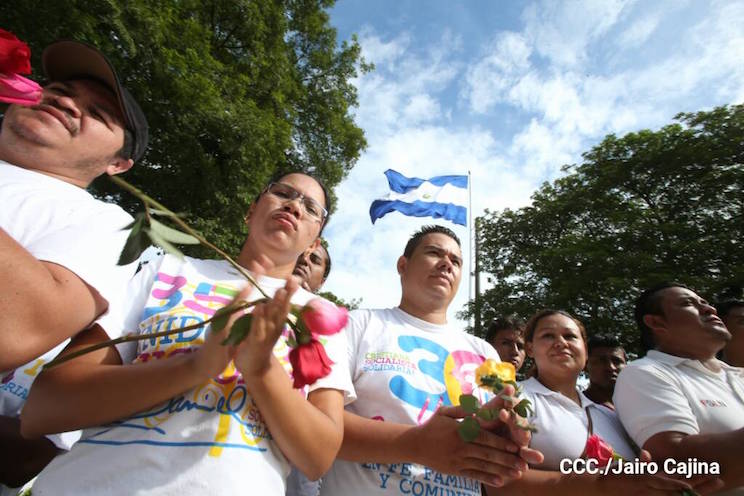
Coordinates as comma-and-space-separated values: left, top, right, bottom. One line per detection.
717, 300, 744, 367
485, 315, 526, 372
292, 242, 330, 293
0, 40, 148, 488
614, 283, 744, 494
583, 334, 627, 409
320, 225, 541, 496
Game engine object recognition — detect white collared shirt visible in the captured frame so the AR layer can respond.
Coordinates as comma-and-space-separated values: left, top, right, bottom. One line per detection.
520, 377, 636, 471
614, 350, 744, 448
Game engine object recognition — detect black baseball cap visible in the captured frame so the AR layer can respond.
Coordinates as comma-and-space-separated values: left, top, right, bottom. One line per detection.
41, 40, 149, 162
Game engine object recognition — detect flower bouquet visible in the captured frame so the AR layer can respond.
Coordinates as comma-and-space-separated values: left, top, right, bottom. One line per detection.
457, 359, 535, 442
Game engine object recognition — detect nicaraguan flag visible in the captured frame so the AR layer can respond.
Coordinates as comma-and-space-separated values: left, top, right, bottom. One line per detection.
369, 169, 468, 226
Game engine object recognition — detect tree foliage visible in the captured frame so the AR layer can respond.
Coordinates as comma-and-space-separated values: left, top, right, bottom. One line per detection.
464, 105, 744, 353
318, 290, 361, 311
1, 0, 369, 255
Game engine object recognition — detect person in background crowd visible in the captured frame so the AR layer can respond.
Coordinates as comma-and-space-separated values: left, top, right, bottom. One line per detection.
496, 309, 697, 496
0, 40, 148, 490
583, 334, 627, 409
485, 315, 527, 372
21, 172, 354, 495
320, 225, 542, 496
615, 282, 742, 494
716, 300, 744, 367
293, 242, 330, 293
288, 240, 332, 496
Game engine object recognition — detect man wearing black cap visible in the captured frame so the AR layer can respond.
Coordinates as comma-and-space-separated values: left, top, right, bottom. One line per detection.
0, 41, 148, 490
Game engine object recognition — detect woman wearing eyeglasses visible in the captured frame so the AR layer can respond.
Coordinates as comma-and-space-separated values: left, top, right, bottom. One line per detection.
21, 172, 354, 495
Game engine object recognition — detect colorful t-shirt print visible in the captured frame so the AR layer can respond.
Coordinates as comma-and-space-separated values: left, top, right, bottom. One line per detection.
321, 307, 500, 496
32, 256, 353, 496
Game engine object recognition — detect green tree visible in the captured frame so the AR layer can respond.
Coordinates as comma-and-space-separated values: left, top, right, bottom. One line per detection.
318, 290, 361, 311
464, 104, 744, 353
2, 0, 369, 255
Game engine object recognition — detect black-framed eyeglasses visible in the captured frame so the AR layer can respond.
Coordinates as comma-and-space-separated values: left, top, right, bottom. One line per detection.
265, 182, 328, 222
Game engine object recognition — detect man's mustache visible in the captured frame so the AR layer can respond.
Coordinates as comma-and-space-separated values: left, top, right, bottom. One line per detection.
31, 102, 79, 135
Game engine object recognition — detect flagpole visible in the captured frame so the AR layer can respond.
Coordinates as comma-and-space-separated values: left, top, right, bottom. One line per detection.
468, 170, 473, 308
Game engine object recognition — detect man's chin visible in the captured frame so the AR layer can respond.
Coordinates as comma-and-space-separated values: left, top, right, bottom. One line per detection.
703, 325, 733, 345
289, 273, 305, 287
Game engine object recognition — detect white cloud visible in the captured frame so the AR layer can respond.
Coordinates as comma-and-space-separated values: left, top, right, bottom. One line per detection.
354, 31, 460, 135
357, 27, 410, 66
464, 32, 532, 113
402, 94, 442, 124
460, 0, 744, 182
521, 0, 632, 68
325, 0, 744, 326
617, 14, 660, 47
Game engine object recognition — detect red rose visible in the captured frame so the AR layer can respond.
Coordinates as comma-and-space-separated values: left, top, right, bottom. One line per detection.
289, 338, 334, 389
300, 298, 348, 336
0, 28, 32, 74
585, 434, 616, 466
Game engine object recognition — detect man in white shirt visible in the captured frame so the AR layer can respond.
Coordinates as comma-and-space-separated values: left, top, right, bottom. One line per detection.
614, 282, 744, 494
320, 225, 541, 496
0, 40, 148, 489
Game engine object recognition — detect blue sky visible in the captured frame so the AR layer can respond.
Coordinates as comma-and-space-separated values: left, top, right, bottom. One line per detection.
321, 0, 744, 325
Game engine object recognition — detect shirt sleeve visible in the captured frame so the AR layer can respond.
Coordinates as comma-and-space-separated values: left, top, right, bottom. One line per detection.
27, 205, 137, 310
343, 308, 372, 384
614, 362, 700, 448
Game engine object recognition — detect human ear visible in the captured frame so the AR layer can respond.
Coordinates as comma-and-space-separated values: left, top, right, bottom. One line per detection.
245, 203, 256, 226
396, 255, 407, 275
643, 314, 664, 333
105, 157, 133, 176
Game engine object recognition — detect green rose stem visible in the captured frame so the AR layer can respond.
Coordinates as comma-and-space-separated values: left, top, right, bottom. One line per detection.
109, 176, 269, 300
44, 175, 305, 369
44, 300, 264, 369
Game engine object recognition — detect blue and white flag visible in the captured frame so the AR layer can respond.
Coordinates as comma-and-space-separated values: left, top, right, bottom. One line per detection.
369, 169, 468, 226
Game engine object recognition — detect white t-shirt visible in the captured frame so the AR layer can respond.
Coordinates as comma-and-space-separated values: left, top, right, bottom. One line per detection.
32, 255, 355, 496
614, 351, 744, 495
519, 377, 636, 471
614, 350, 744, 446
0, 160, 134, 450
320, 307, 500, 496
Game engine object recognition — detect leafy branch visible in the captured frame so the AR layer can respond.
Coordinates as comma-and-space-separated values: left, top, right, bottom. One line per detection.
44, 176, 295, 370
110, 176, 268, 300
45, 299, 264, 369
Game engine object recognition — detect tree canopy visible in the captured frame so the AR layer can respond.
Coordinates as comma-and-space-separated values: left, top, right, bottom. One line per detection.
2, 0, 369, 255
465, 104, 744, 353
